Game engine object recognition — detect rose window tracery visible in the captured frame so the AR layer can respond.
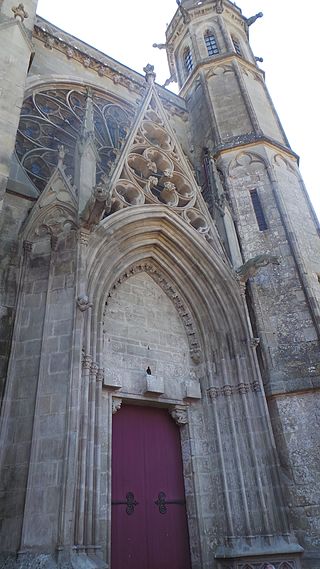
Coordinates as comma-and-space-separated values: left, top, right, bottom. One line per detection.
15, 87, 134, 192
110, 100, 210, 237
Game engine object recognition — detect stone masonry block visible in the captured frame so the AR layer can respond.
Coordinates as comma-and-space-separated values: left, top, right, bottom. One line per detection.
144, 373, 164, 395
184, 380, 202, 401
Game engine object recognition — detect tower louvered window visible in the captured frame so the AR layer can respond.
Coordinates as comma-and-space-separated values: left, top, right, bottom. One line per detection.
250, 189, 268, 231
204, 32, 219, 56
184, 47, 193, 74
232, 36, 242, 56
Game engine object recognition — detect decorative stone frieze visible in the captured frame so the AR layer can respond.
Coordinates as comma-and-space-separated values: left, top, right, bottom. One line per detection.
33, 22, 145, 96
207, 381, 261, 399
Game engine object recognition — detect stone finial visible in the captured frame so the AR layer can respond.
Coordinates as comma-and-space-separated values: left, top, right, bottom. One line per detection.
76, 294, 93, 312
11, 3, 28, 22
143, 64, 156, 84
176, 0, 191, 24
215, 0, 224, 14
169, 405, 188, 426
82, 87, 95, 137
57, 145, 66, 168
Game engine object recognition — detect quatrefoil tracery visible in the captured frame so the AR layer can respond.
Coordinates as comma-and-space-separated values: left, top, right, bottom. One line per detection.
110, 105, 210, 237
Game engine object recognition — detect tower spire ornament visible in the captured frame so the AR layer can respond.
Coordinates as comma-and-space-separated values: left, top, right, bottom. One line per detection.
176, 0, 191, 24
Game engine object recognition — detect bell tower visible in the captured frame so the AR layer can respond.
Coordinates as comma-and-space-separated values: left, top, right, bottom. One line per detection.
160, 0, 320, 565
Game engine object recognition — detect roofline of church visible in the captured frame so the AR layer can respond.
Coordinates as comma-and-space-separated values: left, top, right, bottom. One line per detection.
33, 15, 187, 114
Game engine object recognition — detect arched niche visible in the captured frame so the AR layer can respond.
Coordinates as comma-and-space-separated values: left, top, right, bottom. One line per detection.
85, 204, 254, 383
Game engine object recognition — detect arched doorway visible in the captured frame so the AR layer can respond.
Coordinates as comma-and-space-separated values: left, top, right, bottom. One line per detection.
111, 405, 191, 569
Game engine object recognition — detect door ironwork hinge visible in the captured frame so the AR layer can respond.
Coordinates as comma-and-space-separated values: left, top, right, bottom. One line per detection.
155, 491, 185, 514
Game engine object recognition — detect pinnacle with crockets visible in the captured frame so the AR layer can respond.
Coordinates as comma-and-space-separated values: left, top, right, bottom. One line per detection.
112, 491, 186, 515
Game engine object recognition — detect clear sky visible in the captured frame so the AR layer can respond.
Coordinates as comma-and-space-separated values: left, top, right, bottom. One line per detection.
36, 0, 320, 219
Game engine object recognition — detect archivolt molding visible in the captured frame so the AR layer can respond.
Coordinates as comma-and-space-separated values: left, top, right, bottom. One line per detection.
103, 260, 202, 364
85, 206, 250, 357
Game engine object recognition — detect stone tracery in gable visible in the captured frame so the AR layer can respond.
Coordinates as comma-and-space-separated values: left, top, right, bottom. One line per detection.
109, 96, 211, 239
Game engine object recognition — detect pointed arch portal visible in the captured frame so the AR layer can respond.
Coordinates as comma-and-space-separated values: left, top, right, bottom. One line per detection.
78, 205, 293, 567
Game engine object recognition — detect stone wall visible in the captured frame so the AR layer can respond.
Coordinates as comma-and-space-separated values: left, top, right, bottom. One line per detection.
270, 392, 320, 564
103, 271, 195, 397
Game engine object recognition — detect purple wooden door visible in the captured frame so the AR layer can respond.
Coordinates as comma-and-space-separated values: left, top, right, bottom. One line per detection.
111, 405, 192, 569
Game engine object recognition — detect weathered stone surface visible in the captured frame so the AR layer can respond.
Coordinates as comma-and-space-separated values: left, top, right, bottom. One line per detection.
0, 2, 319, 568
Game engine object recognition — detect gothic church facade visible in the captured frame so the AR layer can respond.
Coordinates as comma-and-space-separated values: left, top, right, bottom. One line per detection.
0, 1, 319, 569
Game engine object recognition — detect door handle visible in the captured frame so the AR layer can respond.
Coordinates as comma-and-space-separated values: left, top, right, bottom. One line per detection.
112, 491, 138, 515
155, 491, 185, 514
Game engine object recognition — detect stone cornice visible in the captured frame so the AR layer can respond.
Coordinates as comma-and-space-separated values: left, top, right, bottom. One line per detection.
166, 0, 245, 44
213, 136, 299, 164
33, 17, 187, 121
33, 18, 146, 97
180, 53, 265, 98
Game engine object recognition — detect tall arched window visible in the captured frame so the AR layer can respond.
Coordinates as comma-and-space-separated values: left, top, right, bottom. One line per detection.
232, 36, 242, 56
204, 31, 219, 56
183, 47, 193, 74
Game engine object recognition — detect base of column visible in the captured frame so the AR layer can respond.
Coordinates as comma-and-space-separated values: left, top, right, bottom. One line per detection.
0, 550, 107, 569
215, 533, 303, 568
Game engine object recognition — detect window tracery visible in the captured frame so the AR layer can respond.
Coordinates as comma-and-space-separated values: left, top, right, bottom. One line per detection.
204, 31, 219, 56
15, 87, 134, 193
232, 36, 242, 56
183, 47, 193, 74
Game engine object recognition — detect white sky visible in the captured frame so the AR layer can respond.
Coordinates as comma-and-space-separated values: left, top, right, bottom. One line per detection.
36, 0, 320, 219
